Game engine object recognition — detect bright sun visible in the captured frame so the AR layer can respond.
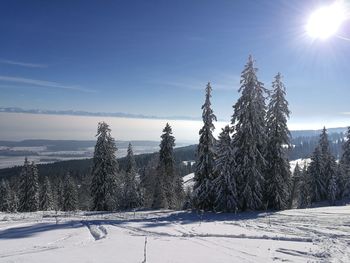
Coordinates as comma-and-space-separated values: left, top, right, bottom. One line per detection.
306, 2, 346, 40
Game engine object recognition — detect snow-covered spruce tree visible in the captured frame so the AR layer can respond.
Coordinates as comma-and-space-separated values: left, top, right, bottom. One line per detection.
18, 159, 39, 212
152, 123, 184, 209
122, 143, 140, 209
90, 122, 120, 211
231, 55, 267, 211
213, 125, 238, 212
265, 73, 291, 210
339, 127, 350, 198
28, 162, 40, 211
308, 146, 325, 202
308, 127, 338, 203
1, 180, 17, 212
328, 173, 337, 206
152, 166, 169, 209
18, 158, 30, 212
55, 179, 64, 211
325, 153, 338, 204
319, 127, 337, 190
78, 172, 92, 211
163, 124, 184, 209
39, 176, 53, 211
289, 163, 301, 209
192, 82, 217, 211
0, 179, 11, 212
298, 165, 311, 208
63, 173, 78, 211
139, 155, 158, 208
8, 189, 18, 212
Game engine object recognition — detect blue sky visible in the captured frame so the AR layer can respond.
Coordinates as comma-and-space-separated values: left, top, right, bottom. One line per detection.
0, 0, 350, 127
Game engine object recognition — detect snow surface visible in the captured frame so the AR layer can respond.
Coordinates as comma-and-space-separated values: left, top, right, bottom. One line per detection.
183, 172, 195, 189
1, 205, 350, 262
290, 158, 311, 172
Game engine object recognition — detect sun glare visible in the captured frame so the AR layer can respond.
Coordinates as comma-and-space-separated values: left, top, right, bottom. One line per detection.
306, 2, 346, 40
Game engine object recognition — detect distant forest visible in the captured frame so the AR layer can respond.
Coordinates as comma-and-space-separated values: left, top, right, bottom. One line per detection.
0, 144, 196, 180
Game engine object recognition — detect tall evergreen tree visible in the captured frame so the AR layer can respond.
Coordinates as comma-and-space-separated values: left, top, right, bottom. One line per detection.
308, 128, 338, 202
213, 125, 238, 212
78, 173, 92, 211
328, 173, 337, 206
90, 122, 119, 211
18, 158, 39, 212
55, 179, 64, 211
139, 155, 158, 208
289, 163, 301, 209
339, 127, 350, 197
231, 55, 267, 211
325, 154, 338, 204
39, 176, 53, 211
308, 146, 325, 202
1, 182, 17, 213
320, 127, 337, 189
152, 168, 169, 209
265, 73, 291, 210
0, 179, 11, 212
63, 173, 78, 211
8, 189, 18, 212
18, 158, 30, 212
122, 143, 140, 209
152, 123, 183, 209
298, 165, 311, 208
193, 82, 217, 210
28, 162, 39, 211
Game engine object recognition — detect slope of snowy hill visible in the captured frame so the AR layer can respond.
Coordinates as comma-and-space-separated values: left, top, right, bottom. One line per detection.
183, 172, 195, 189
1, 205, 349, 262
290, 158, 311, 171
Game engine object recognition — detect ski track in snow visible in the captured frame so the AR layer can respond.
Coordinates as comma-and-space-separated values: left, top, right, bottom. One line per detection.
0, 206, 350, 262
83, 222, 108, 240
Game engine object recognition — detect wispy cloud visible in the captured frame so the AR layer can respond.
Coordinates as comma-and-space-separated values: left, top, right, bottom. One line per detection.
0, 59, 48, 68
0, 75, 96, 93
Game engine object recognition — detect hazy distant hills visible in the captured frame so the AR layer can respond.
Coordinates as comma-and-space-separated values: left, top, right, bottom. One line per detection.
0, 139, 162, 151
0, 144, 197, 179
0, 125, 347, 149
1, 107, 348, 133
0, 140, 167, 169
0, 107, 199, 121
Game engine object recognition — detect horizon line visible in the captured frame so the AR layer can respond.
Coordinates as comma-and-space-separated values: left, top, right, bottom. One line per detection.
0, 106, 348, 132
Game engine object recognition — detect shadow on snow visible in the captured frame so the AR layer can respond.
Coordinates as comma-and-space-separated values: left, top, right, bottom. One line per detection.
0, 210, 272, 240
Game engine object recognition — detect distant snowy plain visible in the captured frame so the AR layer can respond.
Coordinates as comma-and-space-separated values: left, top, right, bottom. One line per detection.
1, 205, 349, 262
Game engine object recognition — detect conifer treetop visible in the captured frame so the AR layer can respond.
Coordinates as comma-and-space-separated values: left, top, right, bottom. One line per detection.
126, 143, 137, 174
159, 123, 175, 166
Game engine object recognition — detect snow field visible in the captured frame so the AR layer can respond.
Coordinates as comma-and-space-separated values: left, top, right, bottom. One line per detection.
0, 205, 349, 262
